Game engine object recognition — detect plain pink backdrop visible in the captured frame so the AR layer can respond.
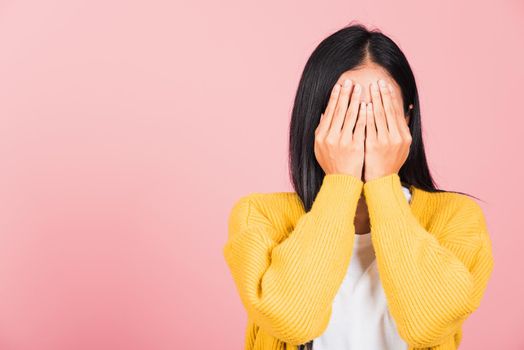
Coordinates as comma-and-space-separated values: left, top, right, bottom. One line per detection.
0, 1, 522, 349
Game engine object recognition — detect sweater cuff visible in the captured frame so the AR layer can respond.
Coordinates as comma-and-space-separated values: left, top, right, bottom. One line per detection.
311, 173, 364, 215
362, 172, 411, 220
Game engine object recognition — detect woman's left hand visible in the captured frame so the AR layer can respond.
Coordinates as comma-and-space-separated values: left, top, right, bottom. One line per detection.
363, 79, 412, 182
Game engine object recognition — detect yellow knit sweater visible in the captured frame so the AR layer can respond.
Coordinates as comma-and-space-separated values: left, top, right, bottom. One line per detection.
223, 172, 494, 350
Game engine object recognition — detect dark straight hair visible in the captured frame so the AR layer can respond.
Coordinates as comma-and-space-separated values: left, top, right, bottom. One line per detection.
289, 22, 480, 216
290, 23, 481, 349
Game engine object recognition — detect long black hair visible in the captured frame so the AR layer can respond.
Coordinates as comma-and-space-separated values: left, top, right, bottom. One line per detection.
289, 23, 482, 214
290, 22, 481, 349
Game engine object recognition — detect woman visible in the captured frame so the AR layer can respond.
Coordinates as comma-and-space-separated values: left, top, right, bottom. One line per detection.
223, 23, 494, 350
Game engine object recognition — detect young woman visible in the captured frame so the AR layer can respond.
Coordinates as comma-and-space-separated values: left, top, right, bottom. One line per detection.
223, 23, 494, 350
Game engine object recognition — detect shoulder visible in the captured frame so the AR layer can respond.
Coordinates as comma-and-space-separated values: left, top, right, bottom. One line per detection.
431, 190, 487, 227
228, 191, 303, 242
434, 191, 494, 270
420, 189, 491, 247
229, 191, 303, 225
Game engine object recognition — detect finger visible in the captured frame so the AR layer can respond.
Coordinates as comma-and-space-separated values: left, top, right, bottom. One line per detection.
398, 115, 411, 139
314, 112, 323, 136
329, 79, 353, 135
398, 117, 411, 143
396, 111, 411, 140
370, 81, 386, 140
316, 83, 341, 136
340, 83, 361, 139
366, 101, 376, 141
353, 101, 367, 143
378, 79, 400, 139
325, 83, 341, 118
388, 83, 403, 117
389, 83, 410, 139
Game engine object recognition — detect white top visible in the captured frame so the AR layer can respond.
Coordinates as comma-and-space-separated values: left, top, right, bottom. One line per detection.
312, 186, 412, 350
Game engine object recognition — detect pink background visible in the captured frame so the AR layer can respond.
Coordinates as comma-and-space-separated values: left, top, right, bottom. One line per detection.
0, 1, 522, 349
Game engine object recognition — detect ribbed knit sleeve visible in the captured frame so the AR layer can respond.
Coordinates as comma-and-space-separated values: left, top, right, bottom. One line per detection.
223, 174, 363, 346
362, 173, 495, 348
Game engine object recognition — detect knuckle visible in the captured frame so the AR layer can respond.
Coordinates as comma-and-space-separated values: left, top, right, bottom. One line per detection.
391, 137, 402, 146
340, 137, 350, 148
378, 138, 389, 147
331, 85, 340, 95
325, 136, 337, 147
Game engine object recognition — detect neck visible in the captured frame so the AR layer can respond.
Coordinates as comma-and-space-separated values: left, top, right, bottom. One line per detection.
354, 194, 370, 234
353, 184, 413, 235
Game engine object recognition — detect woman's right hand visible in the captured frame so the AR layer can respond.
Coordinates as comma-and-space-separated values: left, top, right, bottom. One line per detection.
314, 78, 367, 179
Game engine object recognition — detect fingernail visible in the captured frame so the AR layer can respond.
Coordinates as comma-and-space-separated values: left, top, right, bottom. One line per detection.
355, 84, 361, 93
371, 82, 378, 92
343, 79, 351, 87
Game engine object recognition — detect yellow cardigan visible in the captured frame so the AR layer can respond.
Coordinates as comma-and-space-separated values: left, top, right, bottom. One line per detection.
223, 173, 494, 350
